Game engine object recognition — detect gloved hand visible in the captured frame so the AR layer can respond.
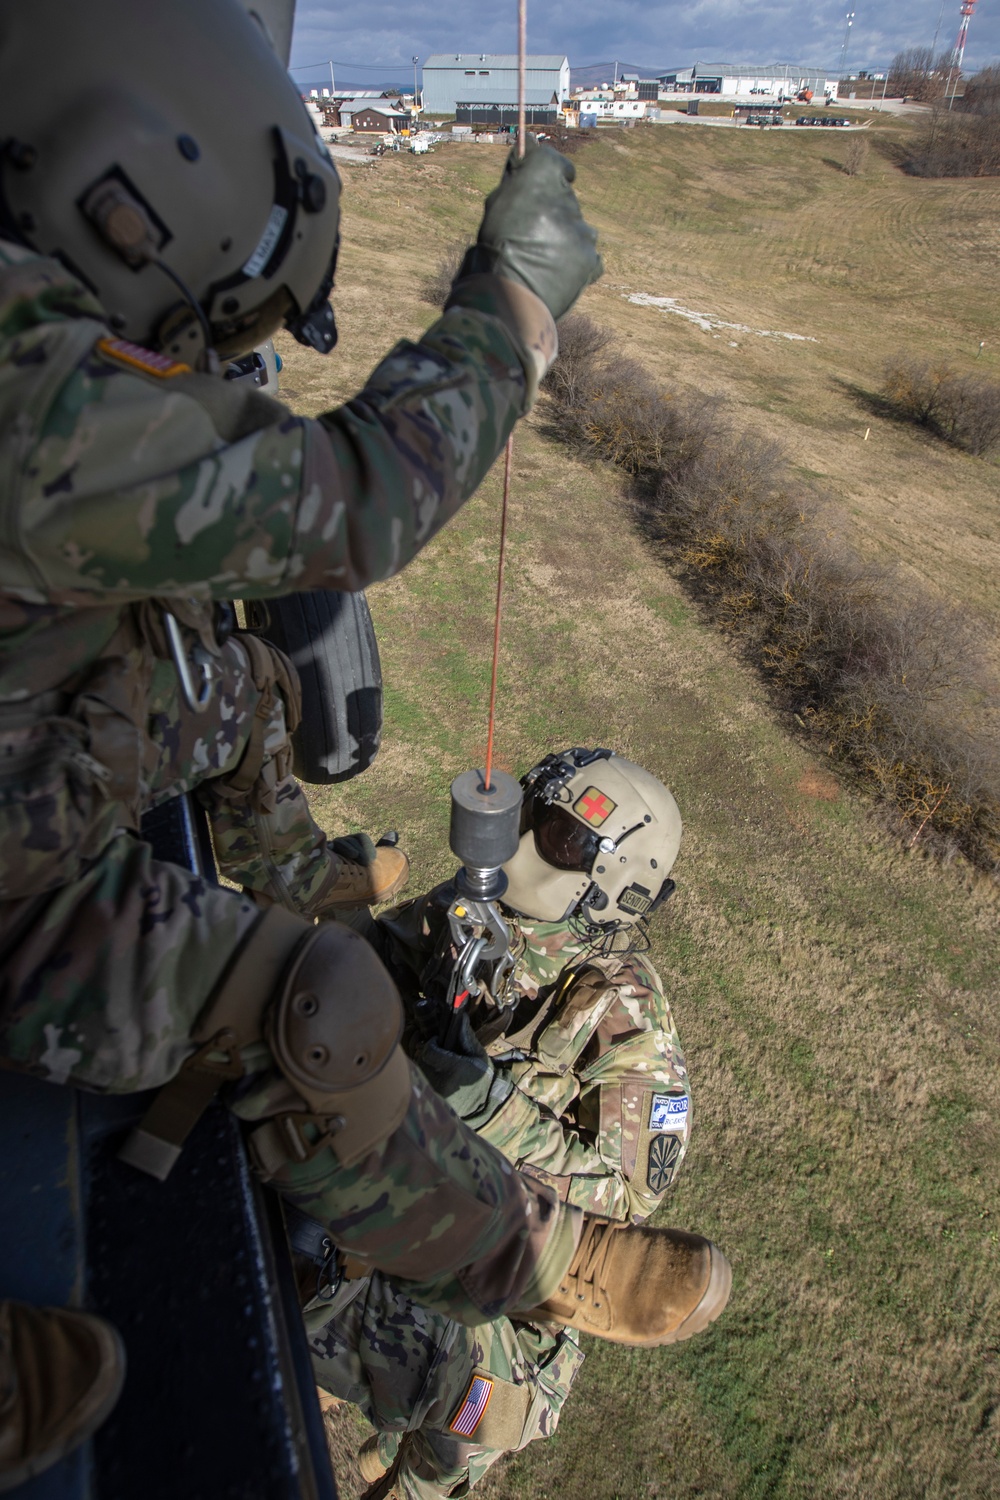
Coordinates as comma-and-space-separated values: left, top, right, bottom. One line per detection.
418, 1010, 495, 1121
453, 137, 603, 321
331, 832, 378, 866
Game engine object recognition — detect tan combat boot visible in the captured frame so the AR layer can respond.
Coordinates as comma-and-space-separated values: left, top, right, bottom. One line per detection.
357, 1433, 387, 1483
527, 1219, 732, 1347
0, 1301, 126, 1491
313, 845, 410, 913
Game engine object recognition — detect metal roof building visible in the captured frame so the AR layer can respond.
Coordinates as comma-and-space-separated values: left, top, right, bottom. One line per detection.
422, 53, 570, 115
660, 63, 839, 100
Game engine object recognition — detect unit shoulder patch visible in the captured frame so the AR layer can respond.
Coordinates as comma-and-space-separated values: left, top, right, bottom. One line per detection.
95, 336, 190, 379
648, 1131, 682, 1193
649, 1092, 689, 1133
449, 1374, 494, 1437
573, 786, 616, 827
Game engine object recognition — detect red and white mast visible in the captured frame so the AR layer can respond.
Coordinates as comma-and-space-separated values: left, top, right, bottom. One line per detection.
952, 0, 977, 73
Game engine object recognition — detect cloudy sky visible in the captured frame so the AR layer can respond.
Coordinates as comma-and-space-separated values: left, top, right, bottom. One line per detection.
290, 0, 1000, 87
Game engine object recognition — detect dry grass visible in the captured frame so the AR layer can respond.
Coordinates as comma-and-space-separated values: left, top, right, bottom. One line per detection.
272, 126, 1000, 1498
543, 321, 1000, 873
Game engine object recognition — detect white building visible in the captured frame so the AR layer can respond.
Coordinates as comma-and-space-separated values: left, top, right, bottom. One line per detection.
659, 64, 839, 101
422, 53, 570, 116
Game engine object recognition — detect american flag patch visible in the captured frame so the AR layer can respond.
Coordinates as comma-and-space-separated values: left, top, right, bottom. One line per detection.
449, 1374, 494, 1437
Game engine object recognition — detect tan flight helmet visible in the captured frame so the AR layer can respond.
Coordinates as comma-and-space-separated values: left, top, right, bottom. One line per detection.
0, 0, 341, 364
503, 749, 683, 928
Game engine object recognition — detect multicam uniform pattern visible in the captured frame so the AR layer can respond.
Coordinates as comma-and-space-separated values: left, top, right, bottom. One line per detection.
0, 239, 576, 1322
305, 902, 691, 1496
308, 1274, 584, 1500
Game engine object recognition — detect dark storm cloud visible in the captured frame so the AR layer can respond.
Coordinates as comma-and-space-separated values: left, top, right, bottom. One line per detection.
290, 0, 999, 81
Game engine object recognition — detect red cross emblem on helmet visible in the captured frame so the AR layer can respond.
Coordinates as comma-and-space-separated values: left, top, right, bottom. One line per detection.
573, 787, 617, 827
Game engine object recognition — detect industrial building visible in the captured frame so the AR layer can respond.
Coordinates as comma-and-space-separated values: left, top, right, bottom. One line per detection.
659, 64, 839, 101
422, 53, 570, 117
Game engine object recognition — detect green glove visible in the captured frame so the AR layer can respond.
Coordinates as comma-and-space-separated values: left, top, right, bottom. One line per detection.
418, 1010, 496, 1121
454, 137, 603, 321
331, 831, 378, 866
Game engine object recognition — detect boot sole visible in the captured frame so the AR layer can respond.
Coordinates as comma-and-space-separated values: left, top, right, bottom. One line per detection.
652, 1241, 732, 1347
0, 1313, 126, 1492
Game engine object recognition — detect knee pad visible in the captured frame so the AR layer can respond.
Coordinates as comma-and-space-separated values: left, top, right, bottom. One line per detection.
121, 908, 410, 1180
250, 920, 412, 1174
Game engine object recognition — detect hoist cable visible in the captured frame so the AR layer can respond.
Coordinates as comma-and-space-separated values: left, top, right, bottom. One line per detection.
484, 0, 527, 792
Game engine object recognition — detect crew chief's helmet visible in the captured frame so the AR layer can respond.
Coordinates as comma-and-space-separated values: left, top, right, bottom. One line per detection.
503, 749, 683, 928
0, 0, 341, 362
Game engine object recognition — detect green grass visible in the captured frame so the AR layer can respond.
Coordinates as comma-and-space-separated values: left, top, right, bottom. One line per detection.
275, 122, 1000, 1498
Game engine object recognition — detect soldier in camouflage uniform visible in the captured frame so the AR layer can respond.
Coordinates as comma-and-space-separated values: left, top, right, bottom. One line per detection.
0, 17, 731, 1469
0, 0, 608, 1338
304, 751, 699, 1498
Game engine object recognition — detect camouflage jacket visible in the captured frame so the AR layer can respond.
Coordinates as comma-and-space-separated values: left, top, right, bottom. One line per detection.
0, 240, 539, 892
380, 902, 692, 1224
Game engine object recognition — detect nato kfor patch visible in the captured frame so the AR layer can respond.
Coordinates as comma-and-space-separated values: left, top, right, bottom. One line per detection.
647, 1131, 682, 1193
572, 787, 616, 827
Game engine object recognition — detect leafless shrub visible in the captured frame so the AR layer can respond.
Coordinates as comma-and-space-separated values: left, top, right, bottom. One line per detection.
881, 356, 954, 426
542, 314, 614, 409
844, 136, 869, 176
935, 375, 1000, 455
545, 338, 723, 479
421, 243, 467, 308
905, 104, 1000, 178
887, 47, 951, 103
542, 321, 1000, 875
881, 355, 1000, 455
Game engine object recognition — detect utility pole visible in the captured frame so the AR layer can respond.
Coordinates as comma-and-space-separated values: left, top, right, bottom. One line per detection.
329, 59, 335, 96
412, 54, 420, 112
840, 11, 855, 77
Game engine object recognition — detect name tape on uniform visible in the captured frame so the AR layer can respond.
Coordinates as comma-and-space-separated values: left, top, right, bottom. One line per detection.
649, 1093, 689, 1133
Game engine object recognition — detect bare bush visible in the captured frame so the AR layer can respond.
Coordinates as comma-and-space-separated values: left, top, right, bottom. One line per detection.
541, 314, 614, 409
545, 337, 722, 479
887, 47, 950, 103
881, 355, 1000, 455
881, 356, 954, 426
844, 136, 869, 176
542, 320, 1000, 875
421, 243, 467, 308
905, 104, 1000, 178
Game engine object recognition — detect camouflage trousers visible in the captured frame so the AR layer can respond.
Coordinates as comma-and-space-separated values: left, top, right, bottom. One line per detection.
306, 1273, 584, 1500
0, 636, 579, 1322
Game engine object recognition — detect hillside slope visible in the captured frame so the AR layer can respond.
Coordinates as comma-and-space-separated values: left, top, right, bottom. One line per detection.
274, 125, 1000, 1498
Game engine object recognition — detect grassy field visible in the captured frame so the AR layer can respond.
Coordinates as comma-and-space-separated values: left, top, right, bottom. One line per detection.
274, 117, 1000, 1498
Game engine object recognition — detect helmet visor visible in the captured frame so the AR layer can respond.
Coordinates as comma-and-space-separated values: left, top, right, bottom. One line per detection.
529, 800, 600, 874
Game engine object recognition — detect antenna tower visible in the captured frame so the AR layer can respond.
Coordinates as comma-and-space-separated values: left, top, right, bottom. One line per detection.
952, 0, 977, 72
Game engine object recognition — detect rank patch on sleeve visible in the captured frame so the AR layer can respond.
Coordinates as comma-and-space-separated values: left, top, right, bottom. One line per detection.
649, 1093, 689, 1132
648, 1132, 682, 1193
573, 787, 616, 827
96, 336, 190, 379
449, 1374, 494, 1437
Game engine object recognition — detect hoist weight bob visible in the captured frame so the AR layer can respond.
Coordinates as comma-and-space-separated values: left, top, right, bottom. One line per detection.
243, 590, 382, 784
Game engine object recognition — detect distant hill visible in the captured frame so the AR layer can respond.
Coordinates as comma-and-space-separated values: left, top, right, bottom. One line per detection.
570, 61, 665, 89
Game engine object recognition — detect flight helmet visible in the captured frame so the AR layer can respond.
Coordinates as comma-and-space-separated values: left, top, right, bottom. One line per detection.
503, 749, 682, 929
0, 0, 341, 363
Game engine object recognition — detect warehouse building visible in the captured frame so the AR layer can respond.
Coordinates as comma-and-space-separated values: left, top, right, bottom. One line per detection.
660, 63, 839, 101
422, 53, 570, 116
